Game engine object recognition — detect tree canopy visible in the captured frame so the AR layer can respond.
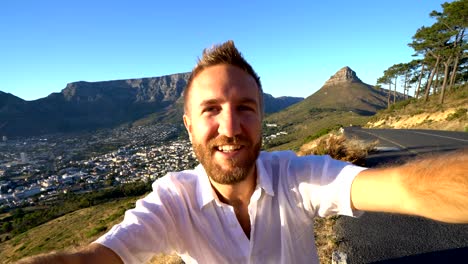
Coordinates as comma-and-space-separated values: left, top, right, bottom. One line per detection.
379, 0, 467, 105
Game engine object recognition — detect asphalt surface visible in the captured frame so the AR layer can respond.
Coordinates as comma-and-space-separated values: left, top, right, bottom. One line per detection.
337, 127, 468, 263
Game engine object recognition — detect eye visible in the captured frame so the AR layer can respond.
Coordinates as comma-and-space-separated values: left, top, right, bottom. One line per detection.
238, 105, 256, 112
202, 106, 220, 114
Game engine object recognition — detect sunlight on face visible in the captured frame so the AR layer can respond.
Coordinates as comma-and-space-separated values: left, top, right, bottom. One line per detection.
183, 64, 262, 184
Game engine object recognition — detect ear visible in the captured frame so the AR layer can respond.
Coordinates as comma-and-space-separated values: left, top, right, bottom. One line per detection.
183, 114, 193, 142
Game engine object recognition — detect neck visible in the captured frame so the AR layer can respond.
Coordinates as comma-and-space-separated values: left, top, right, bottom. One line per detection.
209, 167, 257, 207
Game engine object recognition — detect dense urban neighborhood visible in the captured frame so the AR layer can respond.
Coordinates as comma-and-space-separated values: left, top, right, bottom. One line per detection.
0, 124, 198, 210
0, 123, 286, 210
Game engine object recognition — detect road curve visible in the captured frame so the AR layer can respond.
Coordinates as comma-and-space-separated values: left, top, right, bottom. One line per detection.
337, 127, 468, 263
344, 127, 468, 166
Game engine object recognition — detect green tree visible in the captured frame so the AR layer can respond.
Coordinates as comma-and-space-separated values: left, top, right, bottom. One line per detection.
377, 73, 393, 108
431, 0, 468, 91
409, 1, 467, 103
406, 59, 426, 99
411, 59, 428, 99
409, 23, 451, 102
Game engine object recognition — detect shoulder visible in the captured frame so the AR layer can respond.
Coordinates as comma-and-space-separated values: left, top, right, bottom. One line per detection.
150, 168, 201, 198
125, 168, 203, 225
154, 168, 199, 187
258, 150, 333, 170
258, 151, 358, 183
258, 150, 296, 164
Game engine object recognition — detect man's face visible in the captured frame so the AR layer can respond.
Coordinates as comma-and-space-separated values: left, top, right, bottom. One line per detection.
183, 64, 262, 185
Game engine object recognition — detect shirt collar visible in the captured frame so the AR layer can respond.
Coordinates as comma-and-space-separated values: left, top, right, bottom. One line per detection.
195, 152, 275, 210
195, 164, 216, 210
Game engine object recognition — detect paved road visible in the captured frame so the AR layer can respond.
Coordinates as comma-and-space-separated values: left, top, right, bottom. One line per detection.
344, 127, 468, 166
337, 127, 468, 263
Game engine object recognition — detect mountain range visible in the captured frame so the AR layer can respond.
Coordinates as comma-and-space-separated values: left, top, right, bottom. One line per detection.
0, 73, 303, 137
0, 67, 405, 138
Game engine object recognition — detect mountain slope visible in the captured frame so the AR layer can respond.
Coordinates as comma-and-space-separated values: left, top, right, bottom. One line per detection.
264, 67, 407, 150
366, 84, 468, 131
279, 67, 405, 117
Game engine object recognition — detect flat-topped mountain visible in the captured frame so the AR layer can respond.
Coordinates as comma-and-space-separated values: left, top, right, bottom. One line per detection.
60, 74, 189, 103
0, 74, 303, 138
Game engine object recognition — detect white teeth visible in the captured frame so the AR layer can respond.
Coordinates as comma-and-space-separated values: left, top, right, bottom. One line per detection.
217, 145, 241, 152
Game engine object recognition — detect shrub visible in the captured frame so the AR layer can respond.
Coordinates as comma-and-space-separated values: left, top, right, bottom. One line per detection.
389, 98, 415, 111
303, 125, 343, 144
86, 225, 107, 238
299, 134, 376, 166
446, 108, 467, 121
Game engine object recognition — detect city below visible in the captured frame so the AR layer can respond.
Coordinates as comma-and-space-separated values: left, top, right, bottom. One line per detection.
0, 123, 197, 209
0, 122, 286, 210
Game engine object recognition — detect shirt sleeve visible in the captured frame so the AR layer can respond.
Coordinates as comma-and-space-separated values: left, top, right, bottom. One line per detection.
288, 155, 367, 218
94, 178, 179, 263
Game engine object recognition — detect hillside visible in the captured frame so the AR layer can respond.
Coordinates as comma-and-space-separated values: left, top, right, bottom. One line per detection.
302, 67, 405, 115
264, 67, 406, 150
0, 196, 183, 264
366, 84, 468, 131
0, 197, 137, 263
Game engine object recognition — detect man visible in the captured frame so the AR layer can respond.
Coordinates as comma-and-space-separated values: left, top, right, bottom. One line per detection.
19, 41, 468, 264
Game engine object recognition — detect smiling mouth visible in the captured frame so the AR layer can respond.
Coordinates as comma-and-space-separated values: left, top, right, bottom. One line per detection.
216, 145, 243, 153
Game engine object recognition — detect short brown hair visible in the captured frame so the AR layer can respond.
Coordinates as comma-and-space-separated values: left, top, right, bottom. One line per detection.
184, 40, 263, 115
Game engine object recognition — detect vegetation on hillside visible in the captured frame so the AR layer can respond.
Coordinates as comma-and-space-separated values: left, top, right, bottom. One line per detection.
367, 83, 467, 131
264, 111, 370, 151
0, 197, 139, 263
0, 181, 151, 242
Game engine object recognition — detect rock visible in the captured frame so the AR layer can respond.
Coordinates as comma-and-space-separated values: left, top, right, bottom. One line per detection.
332, 250, 348, 264
324, 66, 362, 86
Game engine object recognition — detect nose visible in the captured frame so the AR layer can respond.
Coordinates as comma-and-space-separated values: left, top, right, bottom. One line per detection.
217, 107, 241, 138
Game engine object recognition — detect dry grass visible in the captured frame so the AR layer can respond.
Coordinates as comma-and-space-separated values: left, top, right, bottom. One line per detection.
0, 197, 138, 263
314, 216, 341, 264
0, 195, 185, 264
367, 84, 468, 132
298, 132, 377, 166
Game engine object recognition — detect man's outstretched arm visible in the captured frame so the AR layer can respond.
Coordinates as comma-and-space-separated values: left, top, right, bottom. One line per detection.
351, 149, 468, 223
16, 243, 123, 264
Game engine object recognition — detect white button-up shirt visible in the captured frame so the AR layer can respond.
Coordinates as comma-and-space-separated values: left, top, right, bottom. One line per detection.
95, 151, 366, 263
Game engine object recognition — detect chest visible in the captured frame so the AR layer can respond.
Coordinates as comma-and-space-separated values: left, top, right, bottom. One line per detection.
177, 192, 317, 263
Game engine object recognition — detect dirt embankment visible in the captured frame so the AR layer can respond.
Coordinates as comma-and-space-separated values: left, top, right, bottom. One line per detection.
366, 107, 467, 131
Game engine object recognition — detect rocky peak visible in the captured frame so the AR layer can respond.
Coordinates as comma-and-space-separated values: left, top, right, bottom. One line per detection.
324, 66, 362, 86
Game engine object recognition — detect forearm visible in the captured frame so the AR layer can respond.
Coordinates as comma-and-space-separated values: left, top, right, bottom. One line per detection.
16, 252, 80, 264
352, 149, 468, 223
16, 243, 123, 264
398, 149, 468, 223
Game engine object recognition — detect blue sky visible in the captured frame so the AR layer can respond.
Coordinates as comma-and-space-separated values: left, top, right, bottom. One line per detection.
0, 0, 447, 101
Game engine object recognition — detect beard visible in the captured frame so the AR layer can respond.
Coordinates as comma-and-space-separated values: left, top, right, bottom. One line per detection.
192, 135, 261, 185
